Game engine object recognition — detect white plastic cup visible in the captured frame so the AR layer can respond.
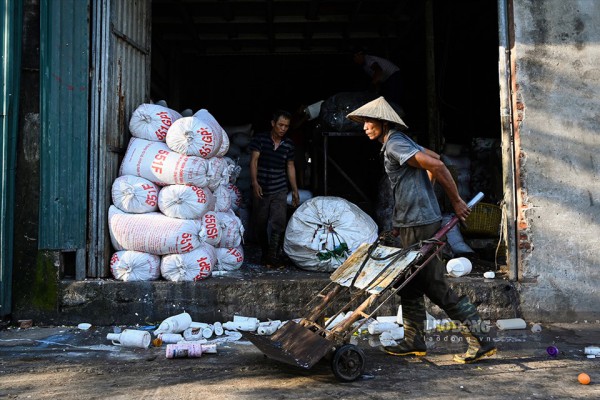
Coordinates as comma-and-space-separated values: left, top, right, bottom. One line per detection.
496, 318, 527, 330
446, 257, 472, 277
584, 346, 600, 356
202, 325, 214, 339
107, 329, 151, 349
159, 333, 184, 344
165, 342, 202, 358
483, 271, 496, 279
213, 321, 224, 336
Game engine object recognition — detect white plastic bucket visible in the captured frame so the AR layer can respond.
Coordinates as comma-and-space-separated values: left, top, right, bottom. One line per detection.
446, 257, 472, 277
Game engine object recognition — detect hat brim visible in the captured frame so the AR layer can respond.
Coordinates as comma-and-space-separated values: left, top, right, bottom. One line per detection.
346, 96, 408, 130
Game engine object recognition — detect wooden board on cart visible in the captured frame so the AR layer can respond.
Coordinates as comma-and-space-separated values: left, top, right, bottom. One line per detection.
330, 243, 420, 294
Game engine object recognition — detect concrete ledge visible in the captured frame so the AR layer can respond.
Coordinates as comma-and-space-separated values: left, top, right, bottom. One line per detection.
53, 269, 521, 326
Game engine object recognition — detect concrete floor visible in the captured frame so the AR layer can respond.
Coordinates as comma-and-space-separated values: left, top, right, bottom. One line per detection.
1, 322, 599, 399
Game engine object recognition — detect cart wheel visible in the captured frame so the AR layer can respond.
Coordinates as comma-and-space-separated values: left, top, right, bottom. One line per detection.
331, 344, 365, 382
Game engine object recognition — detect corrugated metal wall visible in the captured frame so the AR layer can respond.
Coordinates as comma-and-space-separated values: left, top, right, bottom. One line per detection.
39, 1, 90, 252
89, 0, 151, 277
0, 0, 23, 316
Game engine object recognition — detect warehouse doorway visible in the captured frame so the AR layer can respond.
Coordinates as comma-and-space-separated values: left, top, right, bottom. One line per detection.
148, 0, 508, 268
88, 0, 513, 278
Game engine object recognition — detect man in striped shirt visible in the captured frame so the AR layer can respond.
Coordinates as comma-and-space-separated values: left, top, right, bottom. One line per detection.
249, 110, 300, 268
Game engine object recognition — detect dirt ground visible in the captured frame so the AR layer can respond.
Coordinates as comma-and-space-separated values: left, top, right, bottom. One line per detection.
1, 322, 599, 399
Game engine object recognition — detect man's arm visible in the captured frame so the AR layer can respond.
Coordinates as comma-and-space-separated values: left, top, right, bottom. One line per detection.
286, 160, 300, 207
250, 150, 262, 199
406, 150, 470, 221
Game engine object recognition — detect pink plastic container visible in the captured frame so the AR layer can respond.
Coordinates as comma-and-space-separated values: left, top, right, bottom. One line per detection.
165, 343, 203, 358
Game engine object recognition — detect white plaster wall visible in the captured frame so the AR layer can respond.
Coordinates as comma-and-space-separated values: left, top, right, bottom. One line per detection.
513, 0, 600, 321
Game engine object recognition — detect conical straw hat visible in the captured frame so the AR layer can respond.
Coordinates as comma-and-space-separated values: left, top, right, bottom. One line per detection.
346, 96, 408, 130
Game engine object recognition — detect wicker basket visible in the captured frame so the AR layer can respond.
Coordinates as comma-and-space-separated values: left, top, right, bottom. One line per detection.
460, 202, 502, 237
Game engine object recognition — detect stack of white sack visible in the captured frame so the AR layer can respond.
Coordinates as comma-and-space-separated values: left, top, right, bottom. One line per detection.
108, 103, 246, 281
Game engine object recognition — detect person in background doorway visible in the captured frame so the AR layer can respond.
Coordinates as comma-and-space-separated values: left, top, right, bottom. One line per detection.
353, 49, 405, 110
249, 110, 300, 268
346, 96, 497, 364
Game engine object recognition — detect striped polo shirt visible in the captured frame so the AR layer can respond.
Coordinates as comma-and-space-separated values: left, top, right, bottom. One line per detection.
248, 132, 295, 195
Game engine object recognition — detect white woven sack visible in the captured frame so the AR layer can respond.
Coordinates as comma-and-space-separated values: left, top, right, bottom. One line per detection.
108, 205, 204, 255
167, 116, 223, 158
216, 210, 244, 248
160, 244, 216, 281
194, 109, 230, 157
200, 211, 221, 247
120, 138, 209, 187
158, 184, 215, 220
213, 183, 232, 213
226, 183, 243, 211
112, 175, 160, 214
217, 129, 230, 157
223, 157, 241, 183
206, 157, 229, 190
129, 103, 182, 142
110, 250, 161, 281
215, 246, 244, 271
283, 196, 379, 272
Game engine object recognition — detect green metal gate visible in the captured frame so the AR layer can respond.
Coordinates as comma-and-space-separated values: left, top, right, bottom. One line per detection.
0, 0, 23, 317
39, 1, 90, 275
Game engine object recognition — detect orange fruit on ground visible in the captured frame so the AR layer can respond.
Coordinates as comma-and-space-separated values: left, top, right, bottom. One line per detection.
578, 373, 591, 385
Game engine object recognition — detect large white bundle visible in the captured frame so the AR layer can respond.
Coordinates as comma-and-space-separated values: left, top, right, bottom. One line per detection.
166, 116, 223, 158
215, 246, 244, 271
283, 196, 379, 272
158, 184, 215, 220
216, 210, 244, 248
120, 138, 209, 187
108, 205, 204, 255
112, 175, 160, 214
160, 244, 216, 281
129, 103, 182, 142
213, 183, 232, 213
110, 250, 161, 281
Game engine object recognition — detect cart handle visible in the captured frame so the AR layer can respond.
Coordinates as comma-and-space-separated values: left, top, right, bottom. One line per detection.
467, 192, 485, 209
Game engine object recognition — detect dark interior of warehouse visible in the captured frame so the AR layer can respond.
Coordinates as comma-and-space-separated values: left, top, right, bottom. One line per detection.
150, 0, 503, 264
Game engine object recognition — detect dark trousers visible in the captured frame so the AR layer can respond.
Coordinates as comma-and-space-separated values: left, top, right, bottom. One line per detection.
252, 190, 288, 251
397, 222, 461, 316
